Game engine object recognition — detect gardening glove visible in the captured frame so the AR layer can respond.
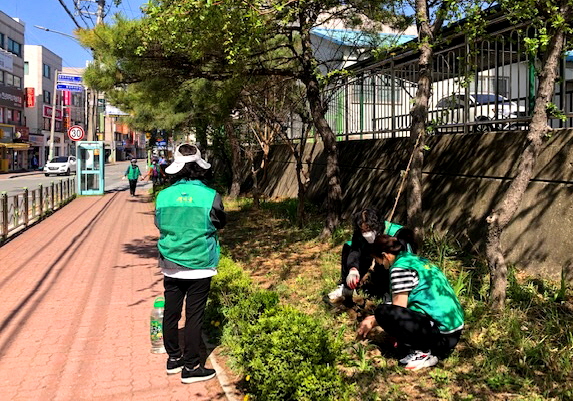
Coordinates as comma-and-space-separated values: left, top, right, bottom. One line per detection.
346, 268, 360, 289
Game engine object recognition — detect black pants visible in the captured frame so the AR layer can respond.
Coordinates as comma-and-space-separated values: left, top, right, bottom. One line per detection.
163, 276, 211, 368
128, 179, 137, 195
374, 304, 462, 359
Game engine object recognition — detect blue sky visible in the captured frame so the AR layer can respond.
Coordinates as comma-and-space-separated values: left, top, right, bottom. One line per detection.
2, 0, 148, 68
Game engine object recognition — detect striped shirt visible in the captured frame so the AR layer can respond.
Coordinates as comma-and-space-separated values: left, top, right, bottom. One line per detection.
391, 268, 419, 294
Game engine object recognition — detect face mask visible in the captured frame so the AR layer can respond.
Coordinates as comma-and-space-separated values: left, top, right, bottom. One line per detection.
362, 231, 376, 244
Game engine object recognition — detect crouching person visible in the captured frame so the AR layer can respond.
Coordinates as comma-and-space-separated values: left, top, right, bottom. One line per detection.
357, 235, 464, 371
155, 144, 226, 384
327, 208, 417, 303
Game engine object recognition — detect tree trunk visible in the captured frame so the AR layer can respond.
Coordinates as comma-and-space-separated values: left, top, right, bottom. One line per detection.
300, 24, 342, 237
247, 148, 260, 209
485, 28, 565, 310
293, 146, 311, 228
225, 118, 241, 198
407, 4, 434, 241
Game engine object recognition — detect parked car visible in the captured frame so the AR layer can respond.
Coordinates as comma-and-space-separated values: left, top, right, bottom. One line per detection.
431, 93, 528, 133
43, 156, 77, 176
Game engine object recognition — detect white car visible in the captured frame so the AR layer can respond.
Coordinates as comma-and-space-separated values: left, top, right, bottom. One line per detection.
432, 93, 528, 133
43, 156, 77, 176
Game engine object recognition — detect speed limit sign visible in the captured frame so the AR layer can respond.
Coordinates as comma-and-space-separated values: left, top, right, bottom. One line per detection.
68, 125, 85, 141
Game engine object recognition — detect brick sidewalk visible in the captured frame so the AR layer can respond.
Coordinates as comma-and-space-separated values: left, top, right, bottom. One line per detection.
0, 187, 228, 400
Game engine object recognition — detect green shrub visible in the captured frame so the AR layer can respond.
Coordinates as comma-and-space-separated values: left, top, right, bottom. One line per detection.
235, 306, 347, 401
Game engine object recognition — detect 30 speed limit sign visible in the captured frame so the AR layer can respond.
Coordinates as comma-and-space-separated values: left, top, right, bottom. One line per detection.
68, 125, 85, 141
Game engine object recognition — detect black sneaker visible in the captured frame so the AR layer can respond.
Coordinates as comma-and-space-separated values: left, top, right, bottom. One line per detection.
181, 365, 216, 384
166, 357, 184, 374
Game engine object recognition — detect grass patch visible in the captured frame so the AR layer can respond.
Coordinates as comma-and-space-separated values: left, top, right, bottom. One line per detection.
213, 196, 573, 400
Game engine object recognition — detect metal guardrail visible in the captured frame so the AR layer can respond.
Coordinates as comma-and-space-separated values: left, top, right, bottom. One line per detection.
0, 177, 76, 243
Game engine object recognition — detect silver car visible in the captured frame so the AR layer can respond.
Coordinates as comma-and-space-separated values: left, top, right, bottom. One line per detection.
432, 93, 528, 133
43, 156, 77, 176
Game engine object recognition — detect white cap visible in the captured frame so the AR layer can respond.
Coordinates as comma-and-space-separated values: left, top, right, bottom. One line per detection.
165, 144, 211, 174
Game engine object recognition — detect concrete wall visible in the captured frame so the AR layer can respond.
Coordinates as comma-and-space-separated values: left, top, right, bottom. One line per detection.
259, 130, 573, 280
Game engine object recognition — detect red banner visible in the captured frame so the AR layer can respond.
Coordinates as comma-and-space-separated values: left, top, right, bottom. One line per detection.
25, 87, 35, 108
63, 91, 71, 106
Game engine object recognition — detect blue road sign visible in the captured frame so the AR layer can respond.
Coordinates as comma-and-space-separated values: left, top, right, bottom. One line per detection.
156, 140, 167, 146
57, 83, 84, 92
57, 74, 83, 83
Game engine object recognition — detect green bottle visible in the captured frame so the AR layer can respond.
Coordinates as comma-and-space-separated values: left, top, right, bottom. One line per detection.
150, 296, 166, 353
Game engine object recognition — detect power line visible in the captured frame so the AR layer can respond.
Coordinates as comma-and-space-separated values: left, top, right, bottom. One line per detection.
55, 0, 84, 29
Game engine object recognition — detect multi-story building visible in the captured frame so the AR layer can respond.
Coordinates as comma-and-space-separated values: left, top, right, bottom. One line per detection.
24, 45, 70, 166
0, 11, 28, 172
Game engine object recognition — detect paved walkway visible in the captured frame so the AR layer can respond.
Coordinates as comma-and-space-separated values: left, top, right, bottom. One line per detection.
0, 184, 228, 400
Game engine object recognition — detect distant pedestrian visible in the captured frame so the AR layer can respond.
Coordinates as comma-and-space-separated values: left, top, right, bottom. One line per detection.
144, 160, 165, 195
31, 154, 39, 170
123, 159, 143, 196
155, 143, 226, 384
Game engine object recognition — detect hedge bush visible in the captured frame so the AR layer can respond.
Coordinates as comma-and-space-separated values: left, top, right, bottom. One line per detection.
208, 256, 348, 401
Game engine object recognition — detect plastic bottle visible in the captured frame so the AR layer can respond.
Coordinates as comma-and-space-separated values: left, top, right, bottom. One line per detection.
150, 296, 166, 353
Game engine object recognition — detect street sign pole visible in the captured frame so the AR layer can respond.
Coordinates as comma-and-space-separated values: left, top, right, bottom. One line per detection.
48, 69, 59, 163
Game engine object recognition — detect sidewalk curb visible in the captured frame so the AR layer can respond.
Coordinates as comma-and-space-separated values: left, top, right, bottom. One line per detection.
204, 335, 240, 401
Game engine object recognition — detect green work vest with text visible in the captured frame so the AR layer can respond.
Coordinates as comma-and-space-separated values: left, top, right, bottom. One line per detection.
155, 180, 219, 269
391, 252, 464, 333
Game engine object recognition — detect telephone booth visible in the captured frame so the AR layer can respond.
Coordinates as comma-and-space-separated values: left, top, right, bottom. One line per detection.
77, 141, 105, 195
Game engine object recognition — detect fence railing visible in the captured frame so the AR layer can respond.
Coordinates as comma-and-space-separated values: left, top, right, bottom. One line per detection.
1, 177, 76, 243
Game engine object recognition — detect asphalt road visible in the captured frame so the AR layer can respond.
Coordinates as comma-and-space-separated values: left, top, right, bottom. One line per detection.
0, 161, 149, 196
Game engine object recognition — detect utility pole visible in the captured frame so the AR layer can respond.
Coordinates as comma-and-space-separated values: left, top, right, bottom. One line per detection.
75, 0, 106, 142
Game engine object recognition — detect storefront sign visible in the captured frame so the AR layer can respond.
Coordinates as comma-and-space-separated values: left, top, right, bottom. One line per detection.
0, 124, 14, 143
0, 51, 13, 73
29, 134, 44, 146
0, 85, 24, 108
42, 105, 63, 121
25, 88, 35, 107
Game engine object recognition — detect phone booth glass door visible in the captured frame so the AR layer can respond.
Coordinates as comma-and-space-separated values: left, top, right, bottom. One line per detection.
77, 141, 105, 195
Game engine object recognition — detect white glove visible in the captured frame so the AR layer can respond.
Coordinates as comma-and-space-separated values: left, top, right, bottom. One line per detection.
346, 268, 360, 289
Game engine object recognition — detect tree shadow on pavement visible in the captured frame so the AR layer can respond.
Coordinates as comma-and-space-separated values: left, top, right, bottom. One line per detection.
122, 235, 159, 259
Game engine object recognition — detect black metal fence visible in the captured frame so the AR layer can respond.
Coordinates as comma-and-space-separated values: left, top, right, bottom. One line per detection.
317, 19, 571, 140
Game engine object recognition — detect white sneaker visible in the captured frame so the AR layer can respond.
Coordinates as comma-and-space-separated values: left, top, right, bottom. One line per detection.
327, 284, 355, 301
398, 351, 416, 365
404, 351, 439, 371
328, 284, 345, 300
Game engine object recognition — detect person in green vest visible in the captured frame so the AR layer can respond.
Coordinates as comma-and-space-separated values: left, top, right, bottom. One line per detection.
123, 158, 143, 196
155, 144, 226, 384
327, 208, 417, 303
357, 234, 464, 371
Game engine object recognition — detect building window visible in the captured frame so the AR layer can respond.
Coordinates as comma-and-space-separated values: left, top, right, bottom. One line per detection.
0, 71, 3, 83
7, 38, 22, 57
24, 62, 29, 75
43, 64, 51, 78
13, 76, 21, 89
0, 33, 4, 49
5, 73, 13, 86
43, 90, 51, 104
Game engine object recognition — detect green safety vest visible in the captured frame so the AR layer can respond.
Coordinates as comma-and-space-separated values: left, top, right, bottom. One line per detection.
155, 180, 219, 269
126, 165, 140, 180
384, 221, 403, 236
391, 252, 464, 333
